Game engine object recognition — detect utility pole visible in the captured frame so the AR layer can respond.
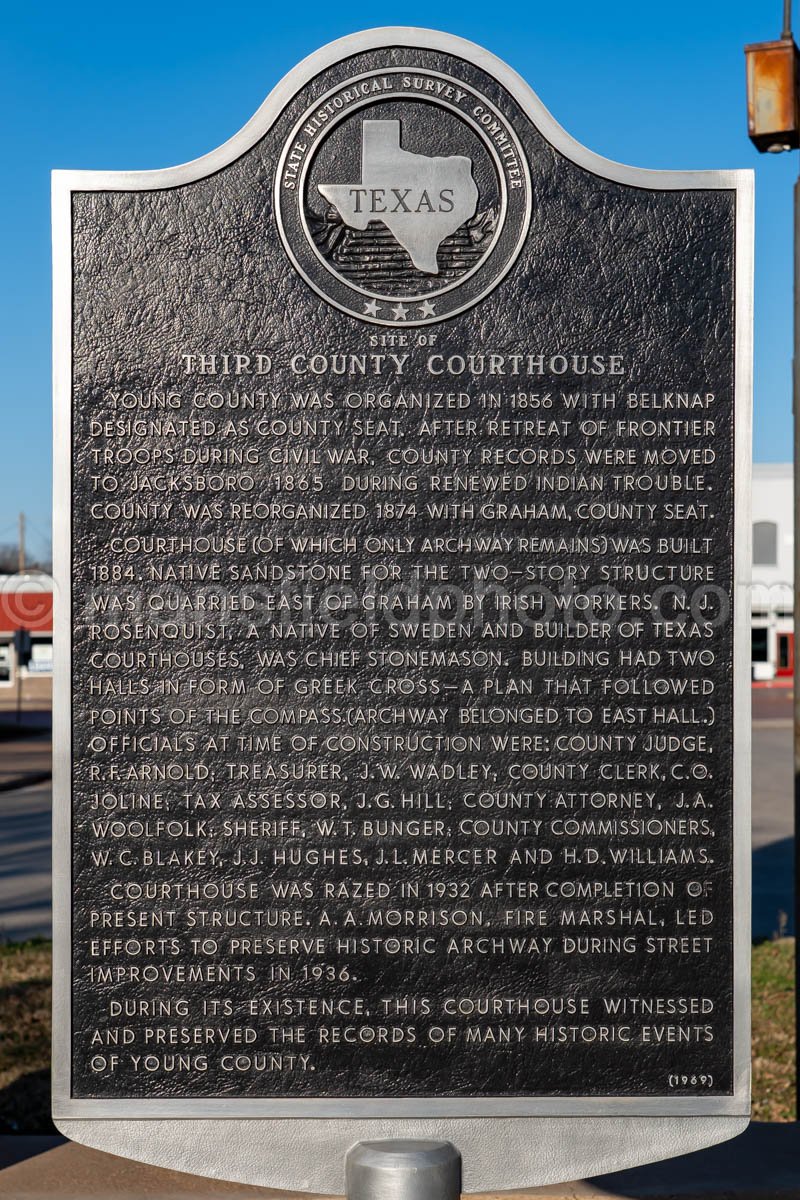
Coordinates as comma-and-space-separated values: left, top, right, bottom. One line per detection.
746, 1, 800, 1114
17, 511, 24, 574
15, 644, 22, 725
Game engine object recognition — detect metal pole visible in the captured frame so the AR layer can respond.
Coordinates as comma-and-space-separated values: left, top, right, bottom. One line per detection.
794, 174, 800, 1117
785, 0, 793, 40
15, 647, 21, 725
17, 511, 24, 574
346, 1141, 461, 1200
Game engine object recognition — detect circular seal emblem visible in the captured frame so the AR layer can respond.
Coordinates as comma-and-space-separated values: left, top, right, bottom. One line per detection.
275, 66, 531, 326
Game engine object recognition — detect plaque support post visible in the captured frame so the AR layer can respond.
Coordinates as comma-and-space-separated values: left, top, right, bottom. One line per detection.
346, 1141, 461, 1200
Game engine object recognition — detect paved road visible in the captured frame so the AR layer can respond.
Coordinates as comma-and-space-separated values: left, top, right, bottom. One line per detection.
0, 730, 51, 791
752, 721, 793, 938
752, 684, 793, 722
0, 717, 794, 943
751, 683, 793, 937
0, 781, 52, 941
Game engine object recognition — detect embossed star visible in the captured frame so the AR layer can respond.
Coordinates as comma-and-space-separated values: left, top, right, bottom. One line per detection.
418, 300, 436, 318
391, 303, 409, 321
363, 299, 380, 317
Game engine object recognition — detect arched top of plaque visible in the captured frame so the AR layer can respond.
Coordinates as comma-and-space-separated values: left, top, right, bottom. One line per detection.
53, 26, 751, 192
53, 27, 753, 330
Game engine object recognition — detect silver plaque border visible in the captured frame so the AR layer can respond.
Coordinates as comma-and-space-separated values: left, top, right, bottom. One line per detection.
52, 24, 753, 1186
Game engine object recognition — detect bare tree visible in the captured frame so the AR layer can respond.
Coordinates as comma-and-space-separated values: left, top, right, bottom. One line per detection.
0, 543, 20, 574
0, 542, 52, 575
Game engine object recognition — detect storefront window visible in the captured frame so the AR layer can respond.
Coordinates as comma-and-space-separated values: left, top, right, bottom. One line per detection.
753, 521, 778, 566
752, 627, 769, 662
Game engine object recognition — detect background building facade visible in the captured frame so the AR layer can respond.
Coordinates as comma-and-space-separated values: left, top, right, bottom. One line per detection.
751, 463, 793, 680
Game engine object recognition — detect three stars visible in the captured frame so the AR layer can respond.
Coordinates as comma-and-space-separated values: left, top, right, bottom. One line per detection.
362, 298, 437, 321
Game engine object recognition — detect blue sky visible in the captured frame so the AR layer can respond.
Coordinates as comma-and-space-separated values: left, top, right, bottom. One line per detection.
0, 0, 794, 561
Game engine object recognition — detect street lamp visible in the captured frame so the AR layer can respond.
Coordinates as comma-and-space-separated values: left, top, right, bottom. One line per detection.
746, 4, 800, 151
746, 0, 800, 1116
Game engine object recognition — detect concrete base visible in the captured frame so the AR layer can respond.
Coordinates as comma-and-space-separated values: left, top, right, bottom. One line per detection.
2, 1124, 800, 1199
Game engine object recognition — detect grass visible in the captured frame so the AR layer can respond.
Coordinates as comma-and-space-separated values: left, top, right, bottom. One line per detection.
0, 938, 796, 1130
0, 939, 54, 1133
752, 937, 795, 1121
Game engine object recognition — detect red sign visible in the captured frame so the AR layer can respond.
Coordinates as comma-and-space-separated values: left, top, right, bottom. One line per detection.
0, 590, 53, 632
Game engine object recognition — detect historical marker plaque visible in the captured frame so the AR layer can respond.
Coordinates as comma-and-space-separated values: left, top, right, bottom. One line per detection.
53, 28, 752, 1191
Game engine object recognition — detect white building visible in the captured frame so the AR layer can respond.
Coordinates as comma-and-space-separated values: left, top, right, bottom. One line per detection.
751, 463, 793, 680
